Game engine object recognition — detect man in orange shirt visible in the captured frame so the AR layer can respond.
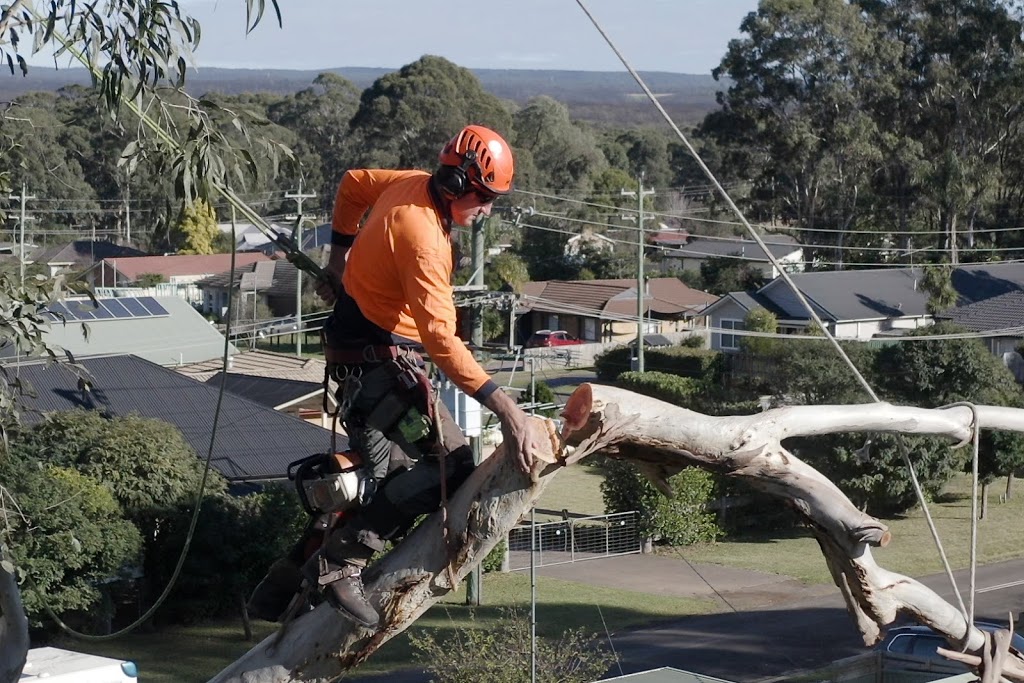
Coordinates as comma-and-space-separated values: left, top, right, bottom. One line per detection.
299, 125, 538, 628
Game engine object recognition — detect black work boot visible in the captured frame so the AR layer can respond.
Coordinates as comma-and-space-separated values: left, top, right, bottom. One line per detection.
247, 557, 304, 622
302, 529, 379, 628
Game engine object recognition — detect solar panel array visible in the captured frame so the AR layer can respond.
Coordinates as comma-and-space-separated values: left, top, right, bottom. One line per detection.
46, 297, 170, 322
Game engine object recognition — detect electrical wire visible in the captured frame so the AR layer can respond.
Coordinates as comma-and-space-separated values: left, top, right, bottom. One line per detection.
575, 0, 971, 619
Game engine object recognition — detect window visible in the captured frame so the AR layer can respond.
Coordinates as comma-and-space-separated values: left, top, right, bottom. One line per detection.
719, 318, 745, 351
546, 314, 560, 330
583, 318, 597, 341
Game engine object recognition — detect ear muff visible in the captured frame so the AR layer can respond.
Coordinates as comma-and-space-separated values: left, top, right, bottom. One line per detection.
436, 149, 478, 198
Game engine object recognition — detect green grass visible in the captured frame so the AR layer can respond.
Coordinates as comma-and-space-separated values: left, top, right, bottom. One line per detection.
59, 573, 715, 683
58, 460, 1024, 680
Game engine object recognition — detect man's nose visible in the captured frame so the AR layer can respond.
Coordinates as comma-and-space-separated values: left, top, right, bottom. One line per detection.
480, 203, 493, 217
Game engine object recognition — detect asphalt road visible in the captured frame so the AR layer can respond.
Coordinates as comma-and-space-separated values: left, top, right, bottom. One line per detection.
344, 556, 1024, 682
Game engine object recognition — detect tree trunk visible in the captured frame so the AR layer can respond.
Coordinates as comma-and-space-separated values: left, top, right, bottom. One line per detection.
0, 544, 29, 683
108, 386, 1024, 681
981, 482, 989, 520
1007, 473, 1015, 501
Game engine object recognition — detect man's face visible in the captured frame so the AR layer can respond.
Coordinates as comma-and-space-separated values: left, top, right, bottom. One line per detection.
449, 187, 497, 227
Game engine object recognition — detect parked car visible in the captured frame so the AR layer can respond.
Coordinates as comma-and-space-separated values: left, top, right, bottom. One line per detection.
876, 621, 1024, 665
524, 329, 583, 348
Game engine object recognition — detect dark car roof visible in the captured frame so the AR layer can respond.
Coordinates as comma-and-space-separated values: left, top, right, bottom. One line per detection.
880, 622, 1024, 652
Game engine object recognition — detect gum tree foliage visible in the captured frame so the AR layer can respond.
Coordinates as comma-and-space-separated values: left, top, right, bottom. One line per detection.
172, 197, 219, 254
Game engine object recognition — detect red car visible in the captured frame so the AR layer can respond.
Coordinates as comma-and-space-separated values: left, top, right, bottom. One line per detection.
524, 329, 583, 348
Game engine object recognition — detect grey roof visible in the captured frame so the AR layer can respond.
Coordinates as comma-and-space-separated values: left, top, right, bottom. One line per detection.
953, 262, 1024, 304
199, 259, 299, 295
662, 236, 802, 261
30, 240, 147, 265
706, 291, 790, 319
205, 372, 321, 409
942, 289, 1024, 333
760, 268, 932, 321
1, 295, 236, 366
9, 355, 335, 482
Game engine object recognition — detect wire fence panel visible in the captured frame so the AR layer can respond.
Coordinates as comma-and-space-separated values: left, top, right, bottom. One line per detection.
505, 511, 640, 571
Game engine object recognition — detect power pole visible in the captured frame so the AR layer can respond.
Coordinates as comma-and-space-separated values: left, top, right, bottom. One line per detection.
8, 184, 36, 288
285, 182, 316, 356
124, 185, 132, 244
621, 177, 654, 372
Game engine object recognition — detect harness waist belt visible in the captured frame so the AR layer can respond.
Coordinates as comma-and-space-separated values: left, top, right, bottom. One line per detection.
325, 344, 419, 365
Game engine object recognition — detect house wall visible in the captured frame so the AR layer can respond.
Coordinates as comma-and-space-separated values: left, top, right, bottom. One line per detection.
707, 299, 751, 351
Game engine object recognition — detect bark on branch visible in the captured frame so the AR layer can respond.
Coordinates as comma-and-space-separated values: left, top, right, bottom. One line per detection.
202, 384, 1024, 682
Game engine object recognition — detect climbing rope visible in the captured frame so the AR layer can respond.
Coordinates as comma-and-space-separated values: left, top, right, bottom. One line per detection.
574, 0, 973, 617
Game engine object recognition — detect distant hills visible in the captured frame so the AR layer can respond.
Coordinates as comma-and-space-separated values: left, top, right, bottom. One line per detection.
1, 66, 723, 126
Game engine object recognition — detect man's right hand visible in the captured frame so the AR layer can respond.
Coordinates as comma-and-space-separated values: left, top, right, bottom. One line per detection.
315, 270, 342, 305
485, 390, 539, 475
317, 245, 349, 305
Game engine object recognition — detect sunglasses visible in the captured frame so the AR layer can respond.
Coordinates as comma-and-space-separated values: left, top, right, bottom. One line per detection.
471, 188, 499, 203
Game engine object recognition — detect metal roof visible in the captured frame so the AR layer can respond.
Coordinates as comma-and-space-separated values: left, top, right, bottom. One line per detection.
760, 268, 932, 321
96, 252, 269, 280
29, 240, 146, 265
600, 667, 735, 682
0, 295, 235, 367
205, 372, 322, 409
660, 235, 802, 261
10, 355, 335, 482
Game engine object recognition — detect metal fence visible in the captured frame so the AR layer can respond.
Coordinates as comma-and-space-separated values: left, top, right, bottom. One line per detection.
504, 511, 640, 571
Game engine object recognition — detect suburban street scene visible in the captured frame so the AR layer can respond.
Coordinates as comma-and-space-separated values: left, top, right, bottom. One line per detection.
5, 2, 1024, 683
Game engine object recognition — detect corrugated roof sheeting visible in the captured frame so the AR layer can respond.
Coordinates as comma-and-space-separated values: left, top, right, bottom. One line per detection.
11, 355, 335, 481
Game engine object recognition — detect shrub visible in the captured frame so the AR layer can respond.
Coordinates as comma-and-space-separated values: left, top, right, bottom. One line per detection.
616, 371, 702, 406
409, 607, 615, 683
600, 459, 721, 547
594, 345, 722, 382
481, 539, 506, 573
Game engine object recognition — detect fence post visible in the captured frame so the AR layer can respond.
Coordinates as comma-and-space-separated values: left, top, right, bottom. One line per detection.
570, 520, 576, 562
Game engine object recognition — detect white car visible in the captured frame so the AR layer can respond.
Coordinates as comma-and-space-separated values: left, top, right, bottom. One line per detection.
20, 647, 138, 682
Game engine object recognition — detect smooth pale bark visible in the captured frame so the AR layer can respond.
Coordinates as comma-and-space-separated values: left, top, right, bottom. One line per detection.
7, 385, 1022, 682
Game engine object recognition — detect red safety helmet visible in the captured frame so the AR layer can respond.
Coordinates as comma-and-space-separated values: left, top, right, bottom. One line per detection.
437, 124, 515, 197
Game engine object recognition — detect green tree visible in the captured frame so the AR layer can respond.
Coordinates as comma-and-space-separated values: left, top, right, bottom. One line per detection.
409, 607, 615, 683
511, 96, 607, 193
346, 55, 512, 170
601, 459, 721, 548
739, 307, 778, 356
1, 457, 142, 629
699, 255, 764, 295
921, 264, 958, 314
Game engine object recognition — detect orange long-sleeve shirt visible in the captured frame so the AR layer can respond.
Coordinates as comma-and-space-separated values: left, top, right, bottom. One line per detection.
331, 169, 496, 399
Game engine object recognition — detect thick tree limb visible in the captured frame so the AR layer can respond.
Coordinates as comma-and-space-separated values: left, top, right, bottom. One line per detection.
202, 383, 1024, 681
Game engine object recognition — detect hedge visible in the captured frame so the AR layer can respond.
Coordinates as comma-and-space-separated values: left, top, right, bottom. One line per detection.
595, 345, 723, 383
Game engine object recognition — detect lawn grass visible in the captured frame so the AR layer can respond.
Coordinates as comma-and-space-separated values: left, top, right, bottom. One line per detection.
60, 572, 715, 683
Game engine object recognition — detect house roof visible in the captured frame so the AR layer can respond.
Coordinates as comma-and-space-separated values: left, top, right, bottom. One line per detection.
0, 295, 236, 366
176, 349, 327, 384
703, 291, 791, 319
519, 277, 718, 319
205, 372, 322, 409
661, 234, 802, 261
30, 240, 147, 265
942, 289, 1024, 333
199, 258, 299, 294
952, 262, 1024, 304
97, 253, 270, 280
760, 268, 932, 321
600, 667, 735, 682
9, 355, 334, 481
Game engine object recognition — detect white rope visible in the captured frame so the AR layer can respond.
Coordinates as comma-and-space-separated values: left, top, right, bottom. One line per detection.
573, 0, 968, 607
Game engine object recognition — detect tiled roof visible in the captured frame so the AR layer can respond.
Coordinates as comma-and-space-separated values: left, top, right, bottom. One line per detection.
30, 240, 147, 265
97, 253, 270, 279
520, 277, 718, 319
176, 349, 327, 384
10, 355, 336, 482
943, 289, 1024, 333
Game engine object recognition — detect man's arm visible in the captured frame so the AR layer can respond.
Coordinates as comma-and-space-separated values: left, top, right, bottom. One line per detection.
316, 244, 348, 305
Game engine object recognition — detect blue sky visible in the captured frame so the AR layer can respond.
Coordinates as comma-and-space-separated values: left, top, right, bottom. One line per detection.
164, 0, 759, 75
